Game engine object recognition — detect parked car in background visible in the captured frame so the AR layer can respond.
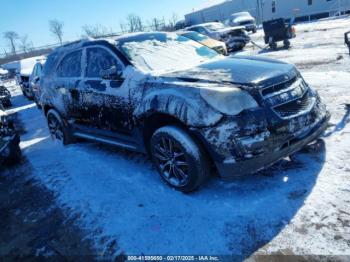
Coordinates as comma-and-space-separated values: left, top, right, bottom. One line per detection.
178, 31, 228, 55
225, 12, 257, 33
41, 32, 330, 192
14, 56, 46, 100
185, 22, 250, 51
175, 20, 186, 30
0, 85, 11, 108
0, 106, 21, 166
0, 68, 9, 81
16, 69, 33, 99
29, 59, 46, 108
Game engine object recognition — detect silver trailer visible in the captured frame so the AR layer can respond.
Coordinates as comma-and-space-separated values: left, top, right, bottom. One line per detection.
185, 0, 350, 25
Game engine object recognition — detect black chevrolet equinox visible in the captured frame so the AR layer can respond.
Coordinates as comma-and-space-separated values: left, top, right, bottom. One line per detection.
40, 32, 330, 192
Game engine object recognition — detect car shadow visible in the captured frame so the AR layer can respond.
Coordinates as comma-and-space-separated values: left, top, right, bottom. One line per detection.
199, 139, 326, 258
14, 94, 327, 257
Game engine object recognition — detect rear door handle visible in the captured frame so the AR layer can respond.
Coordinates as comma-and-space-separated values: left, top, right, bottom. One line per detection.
70, 89, 79, 100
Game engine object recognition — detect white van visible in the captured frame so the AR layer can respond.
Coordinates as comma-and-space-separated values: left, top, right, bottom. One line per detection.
225, 12, 257, 33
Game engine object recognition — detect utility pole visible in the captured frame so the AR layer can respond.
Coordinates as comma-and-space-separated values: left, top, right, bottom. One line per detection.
256, 0, 261, 24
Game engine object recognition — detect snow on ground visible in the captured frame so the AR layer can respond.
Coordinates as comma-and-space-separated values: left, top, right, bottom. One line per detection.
3, 17, 350, 258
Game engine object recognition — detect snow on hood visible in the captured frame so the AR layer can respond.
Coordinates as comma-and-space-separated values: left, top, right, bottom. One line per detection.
162, 55, 297, 88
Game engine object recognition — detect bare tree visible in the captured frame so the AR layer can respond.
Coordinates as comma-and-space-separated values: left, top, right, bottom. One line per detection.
82, 24, 112, 38
150, 18, 162, 31
168, 13, 179, 30
126, 14, 144, 32
49, 19, 64, 45
19, 35, 31, 53
119, 22, 128, 34
3, 31, 19, 54
28, 40, 35, 52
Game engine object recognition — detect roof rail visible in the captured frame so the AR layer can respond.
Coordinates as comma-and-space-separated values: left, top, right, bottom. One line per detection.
61, 39, 90, 48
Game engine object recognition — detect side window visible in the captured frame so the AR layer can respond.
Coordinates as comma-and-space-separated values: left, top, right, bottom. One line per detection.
37, 65, 42, 77
57, 50, 82, 78
32, 65, 37, 77
86, 47, 121, 78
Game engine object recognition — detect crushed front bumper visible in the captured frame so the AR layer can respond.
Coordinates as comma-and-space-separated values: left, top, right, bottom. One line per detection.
215, 112, 330, 178
194, 99, 330, 178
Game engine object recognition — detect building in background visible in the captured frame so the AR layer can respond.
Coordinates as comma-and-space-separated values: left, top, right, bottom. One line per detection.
185, 0, 350, 26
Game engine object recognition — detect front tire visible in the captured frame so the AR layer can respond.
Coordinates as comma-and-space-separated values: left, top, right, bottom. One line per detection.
150, 125, 209, 193
270, 42, 278, 50
34, 97, 41, 109
46, 109, 75, 145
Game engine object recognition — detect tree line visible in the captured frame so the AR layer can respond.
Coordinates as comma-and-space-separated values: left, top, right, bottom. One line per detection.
2, 13, 179, 57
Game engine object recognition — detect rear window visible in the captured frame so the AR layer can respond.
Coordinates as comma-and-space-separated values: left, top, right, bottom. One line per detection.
43, 52, 60, 77
57, 50, 82, 78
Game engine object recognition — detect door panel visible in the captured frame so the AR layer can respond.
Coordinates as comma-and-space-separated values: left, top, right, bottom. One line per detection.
53, 49, 83, 120
78, 46, 134, 134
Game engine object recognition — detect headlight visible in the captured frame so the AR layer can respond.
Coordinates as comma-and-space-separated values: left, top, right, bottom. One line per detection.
200, 87, 258, 115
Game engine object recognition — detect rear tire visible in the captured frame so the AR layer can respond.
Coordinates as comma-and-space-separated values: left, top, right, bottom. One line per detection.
270, 42, 277, 50
46, 109, 75, 145
150, 125, 209, 193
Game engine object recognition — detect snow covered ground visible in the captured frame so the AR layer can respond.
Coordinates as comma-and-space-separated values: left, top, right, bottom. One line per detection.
3, 17, 350, 258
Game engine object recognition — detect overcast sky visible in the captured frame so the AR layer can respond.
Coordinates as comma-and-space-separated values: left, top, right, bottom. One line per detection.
0, 0, 205, 53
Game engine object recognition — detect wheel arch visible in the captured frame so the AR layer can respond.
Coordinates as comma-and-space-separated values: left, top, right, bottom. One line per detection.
141, 112, 216, 173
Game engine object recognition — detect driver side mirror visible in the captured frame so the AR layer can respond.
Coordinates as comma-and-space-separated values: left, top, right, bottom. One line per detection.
100, 65, 123, 80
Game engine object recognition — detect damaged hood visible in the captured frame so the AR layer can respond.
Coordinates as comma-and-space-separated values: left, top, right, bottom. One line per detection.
161, 55, 298, 88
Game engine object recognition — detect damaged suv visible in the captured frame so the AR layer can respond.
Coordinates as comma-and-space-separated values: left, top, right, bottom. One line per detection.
41, 33, 330, 192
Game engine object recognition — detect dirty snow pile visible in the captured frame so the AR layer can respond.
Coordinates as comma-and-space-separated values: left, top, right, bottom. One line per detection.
3, 16, 350, 258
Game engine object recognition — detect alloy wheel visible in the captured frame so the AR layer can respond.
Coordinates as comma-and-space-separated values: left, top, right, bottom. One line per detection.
153, 137, 190, 187
47, 114, 64, 141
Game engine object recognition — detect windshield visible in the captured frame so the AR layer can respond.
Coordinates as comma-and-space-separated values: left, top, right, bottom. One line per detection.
116, 33, 221, 73
181, 32, 210, 42
205, 23, 226, 31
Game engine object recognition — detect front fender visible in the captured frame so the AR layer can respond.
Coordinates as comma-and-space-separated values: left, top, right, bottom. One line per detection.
134, 87, 223, 127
